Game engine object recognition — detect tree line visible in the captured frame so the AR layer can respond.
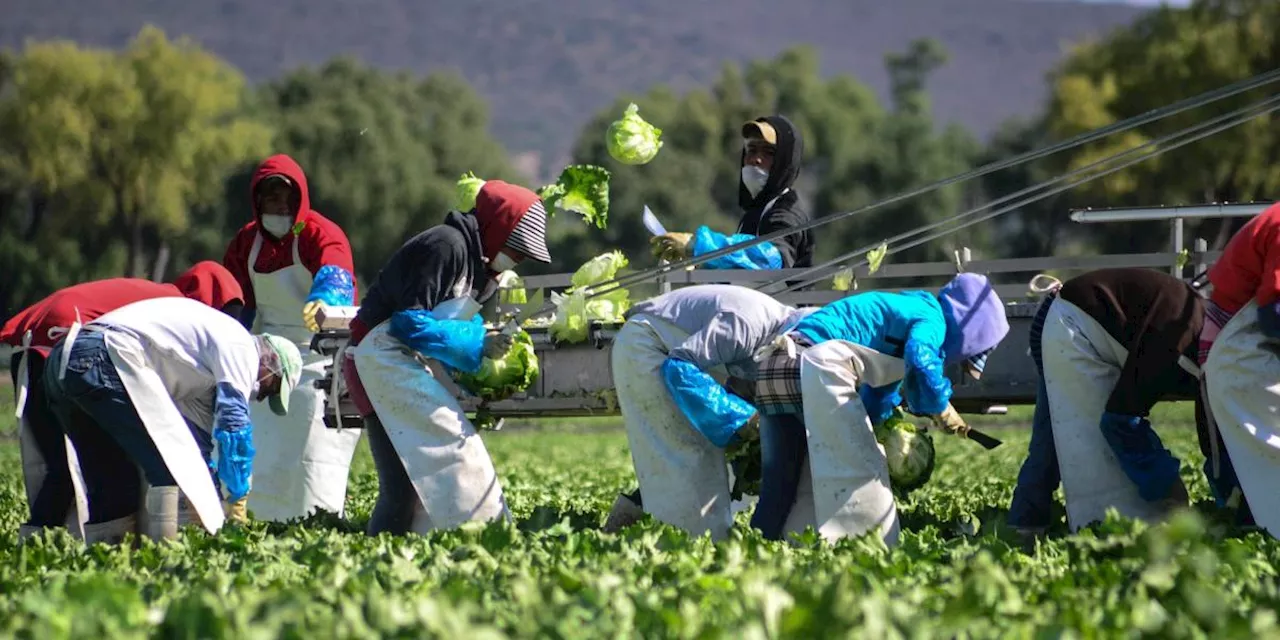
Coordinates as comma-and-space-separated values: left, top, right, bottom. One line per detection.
0, 0, 1276, 316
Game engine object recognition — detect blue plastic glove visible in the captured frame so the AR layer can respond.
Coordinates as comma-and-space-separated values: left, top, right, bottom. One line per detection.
902, 341, 951, 415
1098, 411, 1182, 502
389, 310, 486, 374
306, 265, 356, 306
214, 424, 256, 502
860, 383, 904, 426
661, 358, 756, 448
1258, 300, 1280, 340
691, 226, 783, 270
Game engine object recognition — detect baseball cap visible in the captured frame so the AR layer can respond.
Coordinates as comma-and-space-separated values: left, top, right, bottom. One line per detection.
260, 333, 303, 416
742, 119, 777, 145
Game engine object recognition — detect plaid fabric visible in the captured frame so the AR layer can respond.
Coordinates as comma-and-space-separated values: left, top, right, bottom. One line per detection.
1028, 287, 1059, 375
754, 332, 814, 416
1198, 298, 1234, 366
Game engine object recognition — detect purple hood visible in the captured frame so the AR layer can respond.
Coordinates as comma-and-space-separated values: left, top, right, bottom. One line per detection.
938, 273, 1010, 365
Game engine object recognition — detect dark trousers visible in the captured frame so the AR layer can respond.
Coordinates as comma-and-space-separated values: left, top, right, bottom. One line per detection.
365, 414, 418, 535
750, 413, 808, 540
11, 352, 77, 526
44, 332, 169, 523
1008, 293, 1060, 529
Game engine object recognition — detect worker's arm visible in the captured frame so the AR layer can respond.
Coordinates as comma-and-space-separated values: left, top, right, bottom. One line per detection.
208, 338, 260, 503
222, 230, 258, 330
859, 382, 904, 426
660, 357, 756, 448
690, 226, 784, 271
754, 206, 808, 268
388, 310, 487, 374
298, 222, 359, 331
900, 321, 952, 416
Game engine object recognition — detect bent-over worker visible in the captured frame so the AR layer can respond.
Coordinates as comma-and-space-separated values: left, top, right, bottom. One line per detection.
42, 297, 301, 543
1009, 268, 1206, 535
223, 154, 360, 522
651, 116, 813, 270
2, 263, 244, 540
604, 284, 816, 539
1202, 202, 1280, 538
342, 180, 552, 536
753, 273, 1009, 544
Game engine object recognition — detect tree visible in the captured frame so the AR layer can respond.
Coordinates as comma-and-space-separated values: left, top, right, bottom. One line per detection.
0, 27, 270, 313
239, 57, 522, 280
1041, 0, 1280, 253
556, 42, 979, 276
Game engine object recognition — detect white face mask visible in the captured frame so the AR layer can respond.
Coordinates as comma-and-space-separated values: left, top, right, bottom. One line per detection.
741, 165, 769, 198
490, 251, 519, 273
261, 214, 293, 237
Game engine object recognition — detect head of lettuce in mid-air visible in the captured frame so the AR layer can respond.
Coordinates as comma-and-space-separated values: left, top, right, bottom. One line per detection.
606, 103, 663, 166
538, 164, 611, 229
455, 329, 540, 402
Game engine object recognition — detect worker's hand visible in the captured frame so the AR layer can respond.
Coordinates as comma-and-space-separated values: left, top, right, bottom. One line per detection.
224, 496, 249, 523
649, 232, 694, 262
302, 300, 326, 333
929, 404, 970, 437
482, 331, 514, 360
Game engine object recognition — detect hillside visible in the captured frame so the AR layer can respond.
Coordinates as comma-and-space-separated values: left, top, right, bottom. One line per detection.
1, 0, 1146, 169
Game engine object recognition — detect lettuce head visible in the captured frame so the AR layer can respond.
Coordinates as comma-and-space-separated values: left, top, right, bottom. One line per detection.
455, 329, 539, 402
607, 103, 663, 165
538, 164, 610, 229
456, 172, 486, 212
874, 412, 936, 496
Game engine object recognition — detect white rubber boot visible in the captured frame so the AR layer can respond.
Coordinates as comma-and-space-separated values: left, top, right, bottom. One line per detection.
140, 486, 180, 541
82, 514, 138, 545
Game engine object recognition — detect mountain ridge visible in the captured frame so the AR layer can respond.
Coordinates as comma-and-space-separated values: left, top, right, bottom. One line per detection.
1, 0, 1148, 169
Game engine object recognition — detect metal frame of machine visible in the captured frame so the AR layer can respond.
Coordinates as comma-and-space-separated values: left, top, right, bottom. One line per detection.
312, 202, 1271, 428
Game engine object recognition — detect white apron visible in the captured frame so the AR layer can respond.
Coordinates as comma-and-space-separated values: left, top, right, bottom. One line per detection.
243, 233, 361, 521
1204, 300, 1280, 538
613, 314, 737, 540
16, 327, 89, 537
63, 327, 227, 533
1040, 299, 1181, 531
795, 339, 905, 545
351, 296, 509, 533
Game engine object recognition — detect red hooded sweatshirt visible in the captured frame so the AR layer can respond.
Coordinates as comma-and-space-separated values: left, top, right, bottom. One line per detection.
173, 261, 245, 310
2, 265, 249, 358
1, 279, 182, 357
222, 154, 358, 312
1208, 202, 1280, 313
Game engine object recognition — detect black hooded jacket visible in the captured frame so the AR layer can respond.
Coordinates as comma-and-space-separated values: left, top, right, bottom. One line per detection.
737, 115, 813, 268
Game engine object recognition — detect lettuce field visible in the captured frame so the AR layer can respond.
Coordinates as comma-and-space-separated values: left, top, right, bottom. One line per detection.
3, 394, 1280, 638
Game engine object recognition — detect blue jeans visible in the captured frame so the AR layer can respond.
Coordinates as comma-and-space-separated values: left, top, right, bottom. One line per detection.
1008, 374, 1059, 529
44, 331, 172, 522
1008, 294, 1061, 530
750, 413, 808, 540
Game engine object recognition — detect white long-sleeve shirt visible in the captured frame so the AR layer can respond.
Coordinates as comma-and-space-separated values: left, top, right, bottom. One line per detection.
91, 297, 259, 429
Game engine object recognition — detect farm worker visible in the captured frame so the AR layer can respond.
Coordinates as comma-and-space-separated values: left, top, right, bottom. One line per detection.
650, 115, 814, 270
40, 296, 300, 543
3, 263, 245, 540
223, 154, 360, 522
752, 273, 1009, 544
603, 284, 817, 539
1202, 202, 1280, 538
1008, 268, 1207, 536
342, 180, 552, 536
